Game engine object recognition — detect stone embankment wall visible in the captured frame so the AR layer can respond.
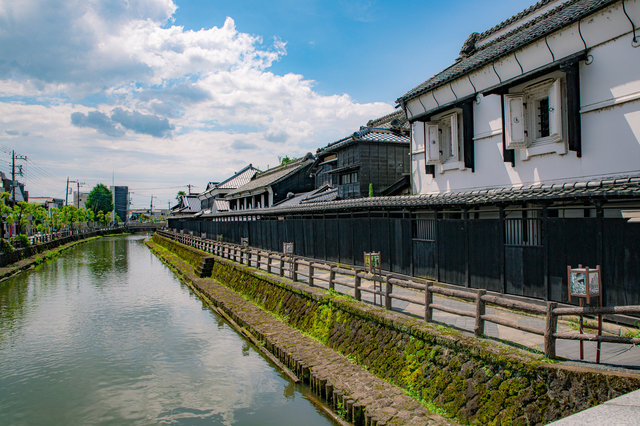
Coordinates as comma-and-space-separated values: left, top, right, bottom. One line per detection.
0, 229, 126, 268
151, 233, 640, 426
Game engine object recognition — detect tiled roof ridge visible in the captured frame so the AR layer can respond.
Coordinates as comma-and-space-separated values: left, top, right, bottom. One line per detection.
255, 153, 312, 178
476, 0, 559, 42
366, 109, 405, 127
475, 0, 581, 52
397, 0, 616, 104
191, 175, 640, 218
216, 164, 255, 187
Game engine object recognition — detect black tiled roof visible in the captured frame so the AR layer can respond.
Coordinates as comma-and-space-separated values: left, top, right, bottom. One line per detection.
318, 127, 409, 155
192, 176, 640, 218
397, 0, 616, 104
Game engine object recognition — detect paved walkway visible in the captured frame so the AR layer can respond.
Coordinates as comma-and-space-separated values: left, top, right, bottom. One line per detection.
248, 255, 640, 368
548, 388, 640, 425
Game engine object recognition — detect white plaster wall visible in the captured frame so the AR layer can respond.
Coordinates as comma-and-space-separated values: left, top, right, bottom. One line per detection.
411, 0, 640, 195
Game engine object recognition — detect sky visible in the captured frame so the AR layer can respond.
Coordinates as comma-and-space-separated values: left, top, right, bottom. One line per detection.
0, 0, 536, 210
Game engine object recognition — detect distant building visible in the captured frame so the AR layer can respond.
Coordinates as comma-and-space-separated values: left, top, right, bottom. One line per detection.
110, 186, 129, 222
225, 153, 316, 210
73, 191, 89, 209
316, 110, 411, 199
0, 171, 28, 205
28, 197, 64, 209
198, 165, 258, 214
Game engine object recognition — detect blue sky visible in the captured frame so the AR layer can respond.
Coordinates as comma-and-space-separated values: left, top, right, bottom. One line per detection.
0, 0, 534, 209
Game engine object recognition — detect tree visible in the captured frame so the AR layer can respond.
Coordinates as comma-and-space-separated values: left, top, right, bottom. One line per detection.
175, 190, 186, 201
86, 184, 113, 215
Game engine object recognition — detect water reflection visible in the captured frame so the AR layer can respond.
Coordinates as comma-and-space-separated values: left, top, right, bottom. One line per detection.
0, 234, 337, 426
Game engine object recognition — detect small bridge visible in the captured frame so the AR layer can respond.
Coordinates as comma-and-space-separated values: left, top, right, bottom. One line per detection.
126, 223, 165, 233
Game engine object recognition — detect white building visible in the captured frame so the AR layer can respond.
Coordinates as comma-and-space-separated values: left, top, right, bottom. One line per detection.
400, 0, 640, 214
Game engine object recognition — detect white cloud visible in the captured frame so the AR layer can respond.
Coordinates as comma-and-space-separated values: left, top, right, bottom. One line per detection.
0, 0, 394, 207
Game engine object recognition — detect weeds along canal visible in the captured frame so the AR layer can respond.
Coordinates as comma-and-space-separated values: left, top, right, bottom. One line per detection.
0, 234, 339, 426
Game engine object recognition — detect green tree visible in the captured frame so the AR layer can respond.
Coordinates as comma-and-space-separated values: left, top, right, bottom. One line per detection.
176, 190, 186, 201
278, 155, 297, 166
86, 184, 113, 215
7, 202, 34, 235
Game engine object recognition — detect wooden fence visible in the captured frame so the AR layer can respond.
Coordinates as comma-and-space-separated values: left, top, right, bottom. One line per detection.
159, 230, 640, 361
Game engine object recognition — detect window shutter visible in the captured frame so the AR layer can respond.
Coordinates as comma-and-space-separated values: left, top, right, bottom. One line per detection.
504, 93, 526, 149
450, 113, 459, 160
548, 78, 563, 140
426, 122, 441, 165
462, 99, 475, 171
412, 121, 425, 152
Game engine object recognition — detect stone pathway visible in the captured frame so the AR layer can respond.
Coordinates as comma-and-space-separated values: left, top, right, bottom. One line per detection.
548, 388, 640, 425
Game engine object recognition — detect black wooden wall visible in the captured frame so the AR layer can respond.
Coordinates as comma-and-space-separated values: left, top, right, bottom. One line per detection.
169, 215, 640, 307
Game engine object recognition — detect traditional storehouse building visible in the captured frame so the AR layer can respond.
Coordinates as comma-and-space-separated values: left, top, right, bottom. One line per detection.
197, 165, 258, 214
316, 110, 411, 199
225, 154, 316, 211
399, 0, 640, 207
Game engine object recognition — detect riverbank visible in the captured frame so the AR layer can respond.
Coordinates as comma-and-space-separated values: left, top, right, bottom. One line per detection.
146, 235, 452, 426
0, 230, 125, 283
148, 233, 640, 426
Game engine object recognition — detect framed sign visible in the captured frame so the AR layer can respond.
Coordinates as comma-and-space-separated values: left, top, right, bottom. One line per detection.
241, 237, 249, 247
568, 265, 601, 304
283, 242, 294, 257
364, 251, 381, 275
216, 234, 223, 242
201, 232, 207, 239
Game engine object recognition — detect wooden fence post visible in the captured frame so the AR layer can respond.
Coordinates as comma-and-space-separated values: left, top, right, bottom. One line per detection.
292, 258, 298, 281
267, 255, 272, 274
256, 252, 261, 270
474, 289, 486, 337
544, 302, 558, 359
425, 282, 433, 322
239, 248, 244, 265
385, 275, 393, 310
279, 256, 285, 277
329, 267, 336, 291
308, 263, 315, 287
354, 271, 361, 301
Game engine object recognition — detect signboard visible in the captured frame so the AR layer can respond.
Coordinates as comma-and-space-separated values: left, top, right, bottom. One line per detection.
364, 251, 381, 275
216, 234, 223, 242
568, 265, 602, 304
201, 233, 207, 239
283, 242, 294, 257
241, 237, 249, 247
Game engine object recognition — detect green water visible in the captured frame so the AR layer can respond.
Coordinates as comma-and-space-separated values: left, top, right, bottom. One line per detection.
0, 234, 337, 426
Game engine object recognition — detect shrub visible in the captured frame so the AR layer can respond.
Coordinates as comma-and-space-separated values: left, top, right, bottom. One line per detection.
0, 238, 14, 253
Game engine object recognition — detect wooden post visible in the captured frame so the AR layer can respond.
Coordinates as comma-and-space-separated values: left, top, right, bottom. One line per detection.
267, 255, 272, 274
425, 282, 433, 322
544, 302, 558, 359
239, 248, 245, 265
474, 289, 486, 337
308, 263, 315, 287
329, 268, 336, 291
354, 270, 361, 301
256, 252, 261, 270
292, 258, 298, 282
279, 256, 285, 277
385, 274, 392, 310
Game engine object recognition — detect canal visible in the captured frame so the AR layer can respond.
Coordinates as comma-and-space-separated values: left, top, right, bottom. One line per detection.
0, 234, 339, 426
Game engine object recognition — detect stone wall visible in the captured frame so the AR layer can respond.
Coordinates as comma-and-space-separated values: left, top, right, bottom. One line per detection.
152, 233, 640, 425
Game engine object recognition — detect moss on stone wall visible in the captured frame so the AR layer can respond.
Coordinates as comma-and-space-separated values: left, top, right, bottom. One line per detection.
154, 233, 640, 425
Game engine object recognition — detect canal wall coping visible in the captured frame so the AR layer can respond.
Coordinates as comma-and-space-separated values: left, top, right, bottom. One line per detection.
150, 232, 640, 426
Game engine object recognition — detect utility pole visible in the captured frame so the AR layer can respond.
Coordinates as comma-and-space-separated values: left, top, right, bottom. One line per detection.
65, 177, 70, 206
150, 195, 157, 220
187, 184, 195, 195
11, 150, 28, 204
76, 182, 85, 208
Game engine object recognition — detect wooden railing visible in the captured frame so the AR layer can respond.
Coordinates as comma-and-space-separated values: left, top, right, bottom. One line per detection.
160, 230, 640, 361
27, 226, 122, 245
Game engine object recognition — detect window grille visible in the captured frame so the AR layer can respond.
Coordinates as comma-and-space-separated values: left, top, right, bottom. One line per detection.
504, 218, 542, 246
414, 219, 436, 241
